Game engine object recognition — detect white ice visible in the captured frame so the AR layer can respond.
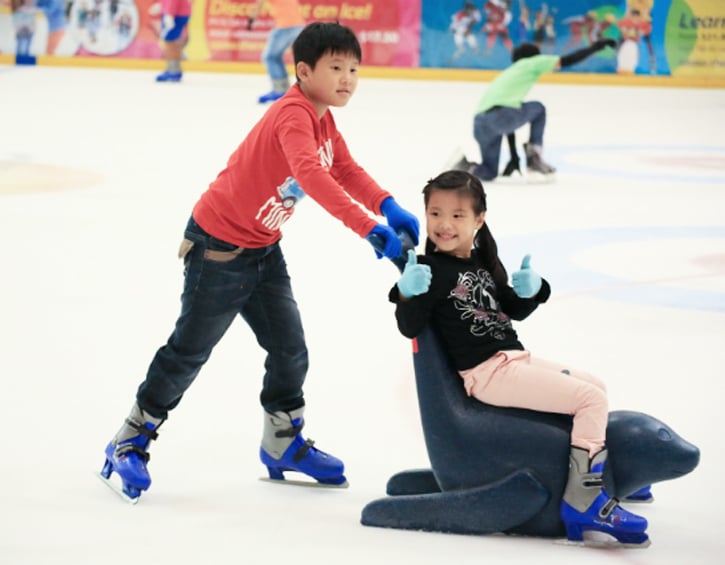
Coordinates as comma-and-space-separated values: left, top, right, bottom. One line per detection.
1, 65, 724, 564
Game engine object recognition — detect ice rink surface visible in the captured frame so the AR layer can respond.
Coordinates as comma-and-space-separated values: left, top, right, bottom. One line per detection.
2, 64, 724, 564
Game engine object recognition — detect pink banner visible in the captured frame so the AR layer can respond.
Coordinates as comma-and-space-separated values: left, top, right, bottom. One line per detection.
199, 0, 420, 67
1, 0, 419, 67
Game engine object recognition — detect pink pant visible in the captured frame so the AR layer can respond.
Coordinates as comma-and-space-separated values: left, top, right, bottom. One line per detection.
459, 350, 608, 456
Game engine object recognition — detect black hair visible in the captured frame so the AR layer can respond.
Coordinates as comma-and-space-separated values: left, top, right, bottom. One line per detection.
512, 42, 540, 63
422, 170, 509, 289
293, 22, 362, 71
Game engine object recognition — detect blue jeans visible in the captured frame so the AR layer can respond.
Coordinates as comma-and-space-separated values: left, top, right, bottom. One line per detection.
136, 217, 308, 419
472, 102, 546, 180
262, 26, 304, 81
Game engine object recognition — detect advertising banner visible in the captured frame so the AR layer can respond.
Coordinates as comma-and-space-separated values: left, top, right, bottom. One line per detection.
189, 0, 419, 66
664, 0, 725, 78
420, 0, 725, 76
0, 0, 420, 67
0, 0, 722, 78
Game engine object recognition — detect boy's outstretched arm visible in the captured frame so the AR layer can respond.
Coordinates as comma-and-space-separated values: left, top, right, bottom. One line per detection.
558, 38, 616, 69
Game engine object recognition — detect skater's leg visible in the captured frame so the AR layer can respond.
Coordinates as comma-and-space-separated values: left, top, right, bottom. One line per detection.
561, 447, 650, 546
156, 16, 189, 81
463, 350, 608, 456
461, 351, 649, 545
259, 407, 346, 485
136, 218, 252, 417
474, 106, 537, 179
520, 101, 546, 146
519, 101, 556, 174
473, 112, 504, 180
240, 244, 308, 414
103, 217, 257, 498
242, 245, 345, 485
528, 355, 607, 393
101, 402, 164, 499
258, 26, 304, 103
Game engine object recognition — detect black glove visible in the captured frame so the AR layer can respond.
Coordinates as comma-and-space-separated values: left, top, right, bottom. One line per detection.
593, 38, 616, 51
560, 39, 614, 68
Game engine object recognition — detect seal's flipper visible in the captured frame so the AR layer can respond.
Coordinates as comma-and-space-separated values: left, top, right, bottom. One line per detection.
386, 469, 441, 496
362, 470, 549, 535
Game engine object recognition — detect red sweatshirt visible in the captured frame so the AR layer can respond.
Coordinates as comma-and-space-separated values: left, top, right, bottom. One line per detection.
192, 84, 391, 248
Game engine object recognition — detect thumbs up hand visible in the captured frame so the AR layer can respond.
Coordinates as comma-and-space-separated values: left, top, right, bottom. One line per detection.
511, 254, 542, 298
397, 250, 432, 299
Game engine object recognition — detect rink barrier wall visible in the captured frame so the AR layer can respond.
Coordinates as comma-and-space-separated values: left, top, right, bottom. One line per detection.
2, 54, 723, 89
3, 0, 724, 88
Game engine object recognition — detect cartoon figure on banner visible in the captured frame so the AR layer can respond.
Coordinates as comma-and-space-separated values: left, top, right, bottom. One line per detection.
11, 0, 38, 58
482, 0, 513, 54
115, 6, 132, 45
448, 2, 482, 64
68, 0, 139, 55
531, 2, 556, 53
562, 10, 616, 50
515, 0, 531, 44
616, 1, 654, 74
116, 0, 162, 58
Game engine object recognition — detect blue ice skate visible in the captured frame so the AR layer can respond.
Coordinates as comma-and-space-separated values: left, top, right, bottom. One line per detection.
99, 404, 162, 503
156, 71, 182, 82
259, 409, 348, 487
560, 448, 649, 547
258, 90, 285, 104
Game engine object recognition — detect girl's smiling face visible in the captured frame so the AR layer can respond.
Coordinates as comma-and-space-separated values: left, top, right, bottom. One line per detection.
425, 189, 485, 258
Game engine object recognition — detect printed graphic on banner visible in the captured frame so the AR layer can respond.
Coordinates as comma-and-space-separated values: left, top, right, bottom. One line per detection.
2, 0, 72, 56
67, 0, 140, 56
197, 0, 419, 66
420, 0, 681, 74
0, 0, 162, 57
3, 0, 721, 78
665, 0, 725, 78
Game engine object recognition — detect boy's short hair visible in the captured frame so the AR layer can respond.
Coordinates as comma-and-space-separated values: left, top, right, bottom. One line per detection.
511, 42, 541, 63
293, 22, 362, 70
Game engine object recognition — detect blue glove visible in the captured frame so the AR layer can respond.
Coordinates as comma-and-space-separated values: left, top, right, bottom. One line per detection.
380, 197, 420, 245
367, 224, 403, 260
398, 250, 432, 298
511, 254, 542, 298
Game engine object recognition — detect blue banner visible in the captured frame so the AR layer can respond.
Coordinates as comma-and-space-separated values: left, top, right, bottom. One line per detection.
421, 0, 675, 75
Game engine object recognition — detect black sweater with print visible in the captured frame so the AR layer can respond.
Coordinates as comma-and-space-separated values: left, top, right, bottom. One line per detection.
389, 252, 550, 371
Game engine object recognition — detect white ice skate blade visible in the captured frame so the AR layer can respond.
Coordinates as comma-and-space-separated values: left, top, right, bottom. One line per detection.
259, 476, 349, 489
491, 173, 527, 185
96, 471, 141, 504
484, 172, 556, 185
555, 531, 651, 549
524, 171, 557, 184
